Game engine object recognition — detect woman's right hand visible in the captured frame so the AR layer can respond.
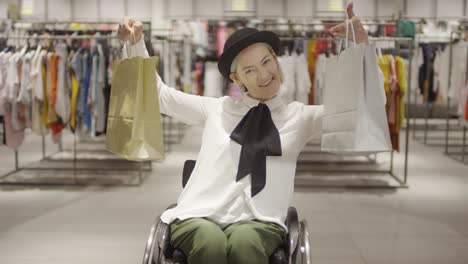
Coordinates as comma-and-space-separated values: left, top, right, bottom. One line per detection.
118, 17, 144, 45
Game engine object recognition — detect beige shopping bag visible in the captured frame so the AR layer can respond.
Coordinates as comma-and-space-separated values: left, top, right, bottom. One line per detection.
106, 54, 165, 161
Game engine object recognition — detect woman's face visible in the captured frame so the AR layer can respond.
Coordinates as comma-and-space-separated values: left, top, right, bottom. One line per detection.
230, 43, 281, 101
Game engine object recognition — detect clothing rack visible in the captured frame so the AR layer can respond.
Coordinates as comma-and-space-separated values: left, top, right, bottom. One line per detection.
151, 35, 190, 153
295, 36, 413, 188
0, 33, 151, 186
408, 35, 460, 147
444, 30, 468, 164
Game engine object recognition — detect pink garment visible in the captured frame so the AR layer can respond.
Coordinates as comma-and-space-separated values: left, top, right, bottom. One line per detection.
3, 102, 25, 149
217, 25, 228, 58
227, 83, 242, 100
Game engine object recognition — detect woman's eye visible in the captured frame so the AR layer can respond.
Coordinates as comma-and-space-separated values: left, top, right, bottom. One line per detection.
263, 59, 271, 65
245, 69, 254, 74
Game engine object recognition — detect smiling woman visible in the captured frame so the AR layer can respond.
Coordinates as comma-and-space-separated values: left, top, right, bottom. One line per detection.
117, 3, 371, 264
229, 42, 284, 100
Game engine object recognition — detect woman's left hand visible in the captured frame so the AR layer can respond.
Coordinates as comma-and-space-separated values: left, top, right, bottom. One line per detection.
329, 2, 369, 44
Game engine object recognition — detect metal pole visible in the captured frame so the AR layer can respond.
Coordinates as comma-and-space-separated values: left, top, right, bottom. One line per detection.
41, 135, 46, 159
424, 44, 431, 144
139, 162, 143, 185
73, 132, 78, 184
463, 127, 467, 162
404, 39, 413, 184
389, 151, 394, 176
445, 31, 454, 154
14, 149, 19, 170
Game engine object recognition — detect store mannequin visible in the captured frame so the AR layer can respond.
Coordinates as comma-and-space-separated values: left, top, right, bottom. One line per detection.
118, 3, 370, 264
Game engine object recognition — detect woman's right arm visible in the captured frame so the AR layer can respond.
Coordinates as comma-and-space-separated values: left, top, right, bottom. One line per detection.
119, 19, 218, 125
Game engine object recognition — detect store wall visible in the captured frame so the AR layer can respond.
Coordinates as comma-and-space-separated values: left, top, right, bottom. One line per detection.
48, 0, 71, 21
436, 0, 464, 18
2, 0, 467, 22
407, 0, 432, 18
0, 0, 11, 19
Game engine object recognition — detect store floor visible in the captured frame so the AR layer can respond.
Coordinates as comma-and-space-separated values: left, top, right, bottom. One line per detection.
0, 125, 467, 264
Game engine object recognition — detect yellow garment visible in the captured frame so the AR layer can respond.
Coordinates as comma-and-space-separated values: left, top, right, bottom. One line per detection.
377, 55, 391, 95
70, 71, 80, 131
395, 56, 407, 128
306, 40, 317, 104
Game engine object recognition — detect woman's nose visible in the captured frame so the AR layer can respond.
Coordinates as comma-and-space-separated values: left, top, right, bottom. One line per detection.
257, 68, 270, 82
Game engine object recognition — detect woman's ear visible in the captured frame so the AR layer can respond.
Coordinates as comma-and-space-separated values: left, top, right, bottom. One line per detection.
229, 72, 238, 83
230, 73, 243, 88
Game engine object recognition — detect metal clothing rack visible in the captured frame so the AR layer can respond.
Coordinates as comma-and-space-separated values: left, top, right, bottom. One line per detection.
0, 33, 152, 186
295, 36, 413, 188
409, 35, 463, 147
151, 35, 190, 153
444, 30, 468, 164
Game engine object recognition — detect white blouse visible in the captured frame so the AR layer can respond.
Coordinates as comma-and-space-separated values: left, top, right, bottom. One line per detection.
123, 37, 324, 230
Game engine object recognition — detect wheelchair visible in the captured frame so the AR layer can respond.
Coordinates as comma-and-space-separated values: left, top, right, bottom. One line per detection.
142, 160, 311, 264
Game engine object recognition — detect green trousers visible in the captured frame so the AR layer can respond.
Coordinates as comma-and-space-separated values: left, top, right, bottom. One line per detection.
170, 218, 286, 264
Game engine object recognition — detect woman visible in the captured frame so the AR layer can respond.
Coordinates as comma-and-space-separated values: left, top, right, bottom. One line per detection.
118, 3, 370, 264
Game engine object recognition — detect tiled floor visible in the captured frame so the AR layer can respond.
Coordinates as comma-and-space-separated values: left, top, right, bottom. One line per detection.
0, 125, 467, 264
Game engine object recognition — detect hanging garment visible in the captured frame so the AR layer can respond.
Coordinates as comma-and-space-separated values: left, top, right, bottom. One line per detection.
46, 52, 58, 125
418, 44, 437, 103
294, 53, 312, 105
55, 42, 70, 124
433, 46, 450, 99
40, 50, 49, 127
7, 52, 23, 131
314, 53, 327, 105
203, 62, 223, 98
0, 52, 8, 117
89, 49, 99, 137
387, 56, 401, 151
395, 56, 408, 129
30, 46, 48, 135
449, 41, 468, 117
0, 116, 4, 145
96, 44, 106, 133
78, 51, 92, 131
278, 55, 295, 104
306, 40, 318, 104
410, 47, 424, 103
49, 53, 65, 137
3, 52, 25, 149
217, 24, 228, 58
18, 51, 35, 129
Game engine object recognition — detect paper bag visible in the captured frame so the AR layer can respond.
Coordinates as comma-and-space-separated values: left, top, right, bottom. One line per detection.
106, 55, 165, 161
321, 19, 392, 154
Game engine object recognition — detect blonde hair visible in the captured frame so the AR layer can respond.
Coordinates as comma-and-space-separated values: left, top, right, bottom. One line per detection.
230, 43, 284, 91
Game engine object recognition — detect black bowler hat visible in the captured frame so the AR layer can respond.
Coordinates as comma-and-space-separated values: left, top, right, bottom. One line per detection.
218, 27, 280, 81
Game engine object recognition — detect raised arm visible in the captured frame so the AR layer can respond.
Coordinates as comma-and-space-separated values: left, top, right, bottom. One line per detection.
118, 18, 219, 125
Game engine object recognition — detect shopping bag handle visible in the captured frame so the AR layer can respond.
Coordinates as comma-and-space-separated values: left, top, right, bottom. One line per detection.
125, 30, 137, 57
338, 11, 356, 52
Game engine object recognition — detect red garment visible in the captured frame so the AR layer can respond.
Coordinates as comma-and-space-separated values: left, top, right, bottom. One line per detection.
465, 93, 468, 121
385, 25, 396, 36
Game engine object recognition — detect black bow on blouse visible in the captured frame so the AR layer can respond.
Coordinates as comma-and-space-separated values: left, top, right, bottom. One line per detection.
230, 103, 282, 197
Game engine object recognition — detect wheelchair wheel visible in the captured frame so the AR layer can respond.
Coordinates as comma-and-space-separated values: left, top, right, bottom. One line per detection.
295, 220, 311, 264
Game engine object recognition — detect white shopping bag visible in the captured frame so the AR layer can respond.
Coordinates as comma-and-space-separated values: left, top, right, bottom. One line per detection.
321, 18, 391, 154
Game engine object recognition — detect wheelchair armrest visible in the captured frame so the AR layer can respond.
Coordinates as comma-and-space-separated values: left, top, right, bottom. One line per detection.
285, 207, 300, 262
